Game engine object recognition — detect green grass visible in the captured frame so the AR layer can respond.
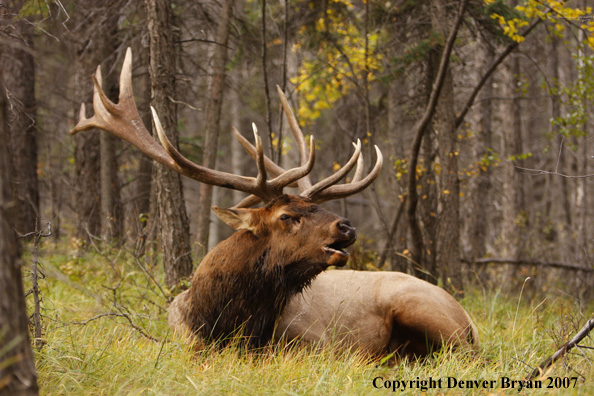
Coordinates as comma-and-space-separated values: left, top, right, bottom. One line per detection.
25, 241, 594, 395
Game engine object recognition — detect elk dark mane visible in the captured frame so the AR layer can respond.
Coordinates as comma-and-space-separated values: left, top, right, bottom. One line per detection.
186, 195, 346, 347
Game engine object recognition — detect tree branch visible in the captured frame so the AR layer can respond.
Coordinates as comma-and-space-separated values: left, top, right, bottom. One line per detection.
465, 257, 594, 272
528, 316, 594, 379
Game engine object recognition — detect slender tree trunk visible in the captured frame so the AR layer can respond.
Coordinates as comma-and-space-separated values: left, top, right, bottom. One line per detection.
386, 77, 408, 271
575, 28, 588, 263
146, 0, 193, 286
136, 60, 154, 220
433, 72, 462, 291
133, 53, 154, 252
500, 56, 524, 282
428, 0, 462, 292
99, 18, 122, 242
195, 0, 233, 256
73, 75, 101, 242
548, 37, 571, 227
100, 131, 122, 241
0, 71, 39, 396
410, 41, 438, 282
70, 1, 120, 244
469, 41, 494, 262
406, 0, 467, 283
230, 69, 247, 206
1, 7, 39, 235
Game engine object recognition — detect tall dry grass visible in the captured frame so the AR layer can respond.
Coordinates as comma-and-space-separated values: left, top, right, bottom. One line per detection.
18, 241, 593, 395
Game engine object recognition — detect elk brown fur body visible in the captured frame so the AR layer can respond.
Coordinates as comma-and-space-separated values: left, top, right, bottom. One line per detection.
276, 270, 478, 359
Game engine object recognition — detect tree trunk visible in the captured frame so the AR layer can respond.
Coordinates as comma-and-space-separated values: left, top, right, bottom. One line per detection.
468, 41, 494, 263
0, 8, 39, 235
385, 76, 408, 271
70, 1, 120, 244
574, 27, 589, 263
548, 37, 571, 228
429, 0, 462, 292
500, 56, 524, 273
73, 107, 101, 241
195, 0, 233, 256
132, 51, 154, 253
99, 19, 122, 242
0, 70, 39, 396
100, 131, 122, 241
406, 0, 467, 284
145, 0, 193, 287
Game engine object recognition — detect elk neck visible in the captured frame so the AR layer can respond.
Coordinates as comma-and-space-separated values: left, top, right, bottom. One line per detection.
186, 222, 330, 347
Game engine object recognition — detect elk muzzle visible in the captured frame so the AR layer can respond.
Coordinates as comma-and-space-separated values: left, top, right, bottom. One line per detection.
324, 218, 356, 267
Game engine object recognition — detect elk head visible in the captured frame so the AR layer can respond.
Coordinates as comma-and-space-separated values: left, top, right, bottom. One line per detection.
70, 47, 383, 346
214, 195, 356, 282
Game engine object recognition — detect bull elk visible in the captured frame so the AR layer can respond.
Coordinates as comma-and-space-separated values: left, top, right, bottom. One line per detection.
72, 48, 477, 359
70, 48, 381, 347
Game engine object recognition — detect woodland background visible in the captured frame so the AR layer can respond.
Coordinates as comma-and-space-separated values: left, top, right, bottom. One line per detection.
1, 0, 594, 394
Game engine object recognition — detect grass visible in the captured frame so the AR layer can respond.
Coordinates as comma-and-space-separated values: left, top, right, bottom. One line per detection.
23, 240, 594, 395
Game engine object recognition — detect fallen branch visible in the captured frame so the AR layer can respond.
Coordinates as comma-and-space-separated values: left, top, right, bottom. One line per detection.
527, 316, 594, 379
464, 257, 594, 273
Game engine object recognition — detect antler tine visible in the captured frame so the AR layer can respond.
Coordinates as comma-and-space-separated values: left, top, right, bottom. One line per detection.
300, 139, 361, 199
233, 194, 263, 209
351, 141, 365, 183
252, 123, 269, 197
308, 145, 383, 203
151, 107, 271, 197
267, 134, 315, 190
231, 126, 316, 207
231, 87, 381, 207
233, 126, 286, 178
71, 49, 180, 171
71, 47, 302, 203
276, 85, 313, 190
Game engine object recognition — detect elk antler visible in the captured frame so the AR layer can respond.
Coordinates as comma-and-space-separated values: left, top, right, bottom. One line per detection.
233, 85, 383, 206
70, 47, 316, 204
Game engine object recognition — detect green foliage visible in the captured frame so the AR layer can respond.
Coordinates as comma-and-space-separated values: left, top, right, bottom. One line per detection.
480, 148, 501, 171
291, 0, 384, 123
486, 0, 594, 46
22, 241, 594, 394
19, 0, 51, 19
393, 157, 408, 181
549, 54, 594, 145
508, 152, 533, 161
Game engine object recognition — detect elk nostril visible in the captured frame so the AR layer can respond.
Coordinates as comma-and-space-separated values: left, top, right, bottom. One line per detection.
337, 219, 355, 236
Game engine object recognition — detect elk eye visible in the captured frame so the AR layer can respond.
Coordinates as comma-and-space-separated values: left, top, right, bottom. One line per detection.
279, 214, 291, 221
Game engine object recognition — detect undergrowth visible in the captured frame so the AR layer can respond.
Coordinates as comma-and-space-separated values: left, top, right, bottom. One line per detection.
20, 240, 594, 395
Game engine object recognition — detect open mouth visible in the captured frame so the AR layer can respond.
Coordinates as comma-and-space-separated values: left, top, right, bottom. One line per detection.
323, 238, 356, 257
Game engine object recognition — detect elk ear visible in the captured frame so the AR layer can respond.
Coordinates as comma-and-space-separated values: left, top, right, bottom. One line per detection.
212, 206, 253, 231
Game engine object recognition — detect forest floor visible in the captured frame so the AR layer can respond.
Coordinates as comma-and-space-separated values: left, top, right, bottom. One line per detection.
23, 240, 594, 395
